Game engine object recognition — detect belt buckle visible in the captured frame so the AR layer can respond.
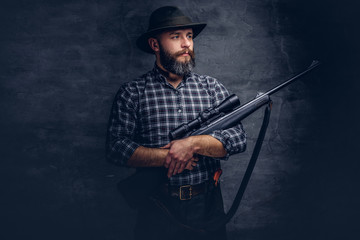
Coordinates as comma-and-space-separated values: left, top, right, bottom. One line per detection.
179, 185, 192, 200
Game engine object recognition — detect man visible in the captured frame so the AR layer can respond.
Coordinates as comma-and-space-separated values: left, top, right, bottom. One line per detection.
106, 6, 246, 240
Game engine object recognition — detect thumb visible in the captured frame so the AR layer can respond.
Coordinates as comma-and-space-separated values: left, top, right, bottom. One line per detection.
160, 142, 171, 149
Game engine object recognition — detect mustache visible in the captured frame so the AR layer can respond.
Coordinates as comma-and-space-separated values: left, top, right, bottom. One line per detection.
176, 49, 195, 58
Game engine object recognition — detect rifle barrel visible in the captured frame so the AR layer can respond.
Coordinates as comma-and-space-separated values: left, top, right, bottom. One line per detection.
263, 60, 321, 97
190, 60, 321, 136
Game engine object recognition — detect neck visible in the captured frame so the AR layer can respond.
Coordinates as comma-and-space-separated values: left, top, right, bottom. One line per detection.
156, 60, 183, 88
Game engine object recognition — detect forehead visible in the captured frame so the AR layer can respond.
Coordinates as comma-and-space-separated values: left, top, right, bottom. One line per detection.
159, 28, 193, 37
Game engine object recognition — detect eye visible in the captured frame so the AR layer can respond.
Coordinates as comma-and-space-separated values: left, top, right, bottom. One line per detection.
187, 35, 193, 39
171, 35, 179, 39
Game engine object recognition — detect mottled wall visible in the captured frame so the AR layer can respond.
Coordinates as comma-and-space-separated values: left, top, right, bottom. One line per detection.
1, 0, 359, 240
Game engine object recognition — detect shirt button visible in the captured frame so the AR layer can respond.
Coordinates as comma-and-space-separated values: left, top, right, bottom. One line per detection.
178, 109, 182, 113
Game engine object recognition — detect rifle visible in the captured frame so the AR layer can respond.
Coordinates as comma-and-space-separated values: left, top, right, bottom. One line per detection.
170, 60, 321, 140
118, 60, 321, 214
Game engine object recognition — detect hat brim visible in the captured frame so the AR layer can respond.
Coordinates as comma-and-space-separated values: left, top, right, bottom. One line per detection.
136, 23, 206, 54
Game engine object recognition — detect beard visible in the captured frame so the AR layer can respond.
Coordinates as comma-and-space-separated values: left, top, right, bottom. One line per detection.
158, 44, 196, 76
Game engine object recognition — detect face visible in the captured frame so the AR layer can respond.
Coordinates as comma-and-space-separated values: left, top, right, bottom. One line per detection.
150, 28, 196, 76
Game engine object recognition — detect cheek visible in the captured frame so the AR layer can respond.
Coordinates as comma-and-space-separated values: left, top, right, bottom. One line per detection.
187, 41, 194, 50
164, 40, 181, 50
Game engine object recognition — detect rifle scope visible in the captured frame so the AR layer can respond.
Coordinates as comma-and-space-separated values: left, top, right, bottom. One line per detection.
169, 94, 240, 140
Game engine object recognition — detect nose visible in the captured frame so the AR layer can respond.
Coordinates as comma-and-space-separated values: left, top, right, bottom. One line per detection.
181, 36, 191, 48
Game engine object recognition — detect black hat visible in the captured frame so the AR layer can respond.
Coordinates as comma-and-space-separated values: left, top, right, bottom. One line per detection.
136, 6, 206, 54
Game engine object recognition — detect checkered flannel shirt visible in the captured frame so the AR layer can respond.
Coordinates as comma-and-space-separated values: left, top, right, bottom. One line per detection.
106, 65, 246, 186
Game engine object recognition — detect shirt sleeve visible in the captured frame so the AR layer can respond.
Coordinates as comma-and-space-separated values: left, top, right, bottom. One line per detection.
209, 80, 247, 159
106, 84, 140, 166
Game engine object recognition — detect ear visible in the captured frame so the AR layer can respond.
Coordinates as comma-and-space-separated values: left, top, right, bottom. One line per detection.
148, 38, 159, 52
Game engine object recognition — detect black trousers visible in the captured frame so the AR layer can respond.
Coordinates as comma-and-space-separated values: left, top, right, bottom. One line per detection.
134, 182, 227, 240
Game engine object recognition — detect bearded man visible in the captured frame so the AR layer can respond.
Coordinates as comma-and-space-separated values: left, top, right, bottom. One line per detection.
106, 6, 246, 240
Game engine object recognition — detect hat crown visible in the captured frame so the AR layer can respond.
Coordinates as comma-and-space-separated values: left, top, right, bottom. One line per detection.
137, 6, 206, 54
148, 6, 192, 31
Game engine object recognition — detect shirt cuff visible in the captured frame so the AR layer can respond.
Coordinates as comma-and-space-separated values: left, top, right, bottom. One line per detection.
109, 138, 140, 166
210, 131, 230, 161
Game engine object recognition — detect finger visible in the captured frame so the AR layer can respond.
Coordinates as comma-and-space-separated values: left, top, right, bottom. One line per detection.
185, 161, 193, 170
188, 156, 198, 165
169, 162, 179, 177
160, 143, 171, 149
167, 160, 176, 178
164, 153, 171, 168
186, 165, 194, 171
177, 162, 186, 174
173, 162, 181, 175
185, 161, 195, 170
175, 162, 184, 174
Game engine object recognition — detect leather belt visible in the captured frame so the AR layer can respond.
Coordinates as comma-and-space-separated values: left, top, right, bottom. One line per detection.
162, 182, 210, 200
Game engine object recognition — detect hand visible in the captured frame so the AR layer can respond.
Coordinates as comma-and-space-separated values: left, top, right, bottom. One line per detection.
165, 156, 199, 178
161, 137, 199, 178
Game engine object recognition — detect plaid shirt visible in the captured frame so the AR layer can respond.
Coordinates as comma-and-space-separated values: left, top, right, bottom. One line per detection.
106, 65, 246, 186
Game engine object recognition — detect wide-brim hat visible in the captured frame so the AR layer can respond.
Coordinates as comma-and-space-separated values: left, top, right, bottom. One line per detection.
136, 6, 207, 54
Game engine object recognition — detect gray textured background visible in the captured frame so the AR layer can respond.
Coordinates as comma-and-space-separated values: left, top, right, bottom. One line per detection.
1, 0, 359, 239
